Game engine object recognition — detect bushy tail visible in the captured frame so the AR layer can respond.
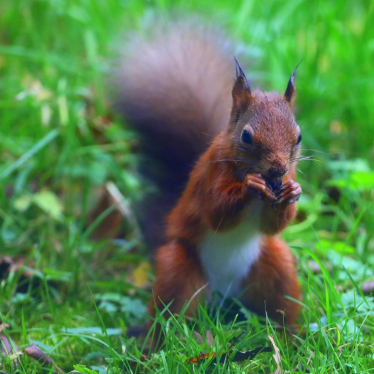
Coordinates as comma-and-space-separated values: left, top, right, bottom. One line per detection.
113, 20, 234, 250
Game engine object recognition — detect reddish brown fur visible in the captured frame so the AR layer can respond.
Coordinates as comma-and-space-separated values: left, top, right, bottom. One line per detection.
149, 83, 302, 330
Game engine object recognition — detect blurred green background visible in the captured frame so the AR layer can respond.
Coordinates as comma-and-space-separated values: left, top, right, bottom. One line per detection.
0, 0, 373, 372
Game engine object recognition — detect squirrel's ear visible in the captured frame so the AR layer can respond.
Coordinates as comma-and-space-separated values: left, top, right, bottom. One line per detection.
232, 57, 251, 115
284, 66, 298, 104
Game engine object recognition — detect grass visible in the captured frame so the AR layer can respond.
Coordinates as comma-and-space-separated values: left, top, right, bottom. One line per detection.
0, 0, 373, 372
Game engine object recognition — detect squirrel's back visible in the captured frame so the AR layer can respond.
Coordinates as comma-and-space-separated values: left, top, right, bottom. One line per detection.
113, 20, 234, 249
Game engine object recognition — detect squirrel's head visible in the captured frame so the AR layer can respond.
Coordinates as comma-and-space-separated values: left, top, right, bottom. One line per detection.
228, 59, 301, 182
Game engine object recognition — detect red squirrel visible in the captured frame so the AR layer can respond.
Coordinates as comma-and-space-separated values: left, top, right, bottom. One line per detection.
115, 21, 301, 329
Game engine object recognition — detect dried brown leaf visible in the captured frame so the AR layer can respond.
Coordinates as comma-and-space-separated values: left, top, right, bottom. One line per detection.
23, 344, 53, 365
23, 344, 65, 374
205, 330, 214, 347
106, 182, 141, 238
1, 334, 21, 370
269, 335, 281, 374
1, 334, 19, 357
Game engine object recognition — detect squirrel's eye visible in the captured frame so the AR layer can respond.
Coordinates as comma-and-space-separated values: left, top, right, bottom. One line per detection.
297, 134, 302, 145
241, 130, 253, 145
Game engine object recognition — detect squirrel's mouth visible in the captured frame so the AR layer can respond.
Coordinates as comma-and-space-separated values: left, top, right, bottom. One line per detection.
263, 167, 289, 192
266, 178, 283, 192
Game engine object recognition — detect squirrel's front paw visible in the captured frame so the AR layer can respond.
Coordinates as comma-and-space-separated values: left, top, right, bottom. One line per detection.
246, 174, 276, 202
275, 180, 302, 204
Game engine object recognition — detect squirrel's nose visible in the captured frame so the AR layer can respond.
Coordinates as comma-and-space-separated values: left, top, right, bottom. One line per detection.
267, 167, 287, 179
267, 157, 288, 179
267, 158, 287, 179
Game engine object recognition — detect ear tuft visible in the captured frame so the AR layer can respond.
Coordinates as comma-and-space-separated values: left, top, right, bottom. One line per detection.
284, 65, 298, 104
232, 57, 251, 119
234, 56, 250, 92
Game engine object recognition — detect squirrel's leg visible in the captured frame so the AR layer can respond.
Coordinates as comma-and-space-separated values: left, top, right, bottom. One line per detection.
148, 241, 207, 333
241, 236, 301, 325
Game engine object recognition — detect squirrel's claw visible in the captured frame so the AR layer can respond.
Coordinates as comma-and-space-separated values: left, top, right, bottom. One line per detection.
274, 180, 302, 205
246, 174, 277, 202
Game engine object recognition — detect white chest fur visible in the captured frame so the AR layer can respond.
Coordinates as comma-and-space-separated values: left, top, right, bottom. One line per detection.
200, 201, 263, 299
